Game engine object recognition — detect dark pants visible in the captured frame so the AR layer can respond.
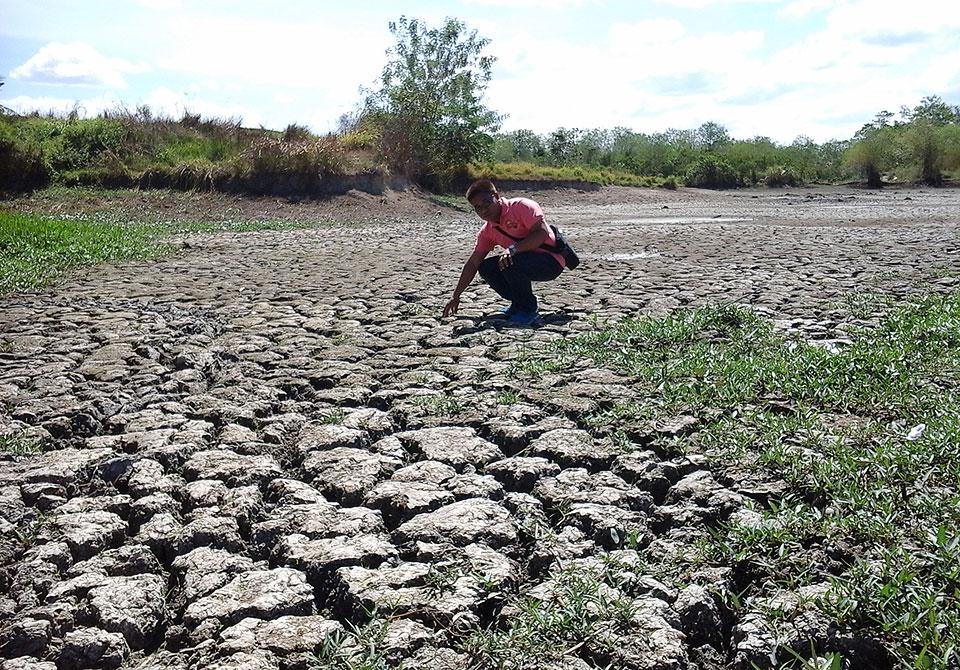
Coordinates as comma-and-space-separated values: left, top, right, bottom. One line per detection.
478, 251, 563, 313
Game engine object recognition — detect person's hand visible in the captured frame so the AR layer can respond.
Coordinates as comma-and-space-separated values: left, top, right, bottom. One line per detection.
442, 296, 460, 318
498, 249, 514, 270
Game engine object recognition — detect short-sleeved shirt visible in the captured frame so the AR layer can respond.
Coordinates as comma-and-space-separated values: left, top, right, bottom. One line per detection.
473, 197, 566, 268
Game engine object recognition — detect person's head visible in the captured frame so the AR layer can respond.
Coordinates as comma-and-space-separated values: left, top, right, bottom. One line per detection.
466, 178, 501, 222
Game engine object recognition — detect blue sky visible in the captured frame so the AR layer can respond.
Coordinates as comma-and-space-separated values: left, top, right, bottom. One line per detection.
2, 0, 959, 143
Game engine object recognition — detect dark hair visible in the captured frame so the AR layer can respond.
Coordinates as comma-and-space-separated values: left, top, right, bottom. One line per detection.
465, 178, 497, 201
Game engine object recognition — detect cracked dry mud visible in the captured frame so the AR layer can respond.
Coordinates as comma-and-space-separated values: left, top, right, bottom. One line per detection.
1, 185, 958, 670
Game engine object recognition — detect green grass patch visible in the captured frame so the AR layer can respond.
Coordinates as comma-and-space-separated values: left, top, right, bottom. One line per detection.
412, 393, 465, 417
0, 434, 42, 455
517, 296, 960, 668
463, 558, 642, 669
469, 161, 663, 187
0, 210, 170, 295
427, 193, 473, 212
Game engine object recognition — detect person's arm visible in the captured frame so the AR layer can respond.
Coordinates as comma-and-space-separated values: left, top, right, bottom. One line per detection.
443, 248, 488, 317
498, 218, 551, 269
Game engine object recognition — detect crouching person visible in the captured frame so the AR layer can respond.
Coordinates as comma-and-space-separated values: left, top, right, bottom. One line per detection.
442, 179, 566, 326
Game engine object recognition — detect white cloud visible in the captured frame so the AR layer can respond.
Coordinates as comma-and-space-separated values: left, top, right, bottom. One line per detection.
779, 0, 840, 18
653, 0, 778, 7
136, 0, 182, 9
155, 17, 389, 97
9, 42, 149, 89
463, 0, 588, 6
490, 19, 766, 133
0, 93, 124, 116
140, 87, 264, 126
825, 0, 960, 36
486, 0, 960, 142
608, 19, 687, 46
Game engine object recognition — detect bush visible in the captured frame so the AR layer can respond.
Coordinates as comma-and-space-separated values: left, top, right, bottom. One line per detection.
281, 123, 313, 143
903, 120, 943, 185
940, 125, 960, 176
0, 124, 50, 193
139, 160, 220, 191
763, 165, 802, 187
48, 118, 126, 171
660, 175, 678, 189
684, 155, 739, 189
231, 136, 347, 195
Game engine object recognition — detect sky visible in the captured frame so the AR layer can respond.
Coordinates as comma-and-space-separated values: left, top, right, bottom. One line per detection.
2, 0, 959, 144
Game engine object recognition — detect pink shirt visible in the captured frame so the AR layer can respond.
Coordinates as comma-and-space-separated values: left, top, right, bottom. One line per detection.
472, 197, 566, 268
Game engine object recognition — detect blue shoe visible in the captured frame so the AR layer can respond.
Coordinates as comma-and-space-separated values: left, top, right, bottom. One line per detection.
499, 305, 518, 317
505, 310, 538, 326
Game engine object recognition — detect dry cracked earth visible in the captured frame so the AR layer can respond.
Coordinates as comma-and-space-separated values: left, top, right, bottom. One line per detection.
0, 185, 958, 670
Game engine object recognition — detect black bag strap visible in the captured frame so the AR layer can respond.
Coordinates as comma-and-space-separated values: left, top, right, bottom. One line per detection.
495, 225, 563, 254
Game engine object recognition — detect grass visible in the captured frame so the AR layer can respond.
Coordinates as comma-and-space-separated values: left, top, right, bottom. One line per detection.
462, 558, 642, 669
317, 408, 346, 425
427, 193, 473, 213
412, 393, 465, 417
469, 161, 664, 188
516, 296, 960, 668
1, 110, 375, 197
0, 434, 42, 455
309, 618, 390, 670
0, 204, 350, 296
0, 210, 170, 295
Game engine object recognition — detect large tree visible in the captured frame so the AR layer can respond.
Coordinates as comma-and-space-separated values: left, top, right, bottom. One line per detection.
366, 16, 501, 187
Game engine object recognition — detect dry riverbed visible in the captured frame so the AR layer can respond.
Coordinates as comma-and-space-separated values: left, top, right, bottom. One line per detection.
0, 184, 958, 669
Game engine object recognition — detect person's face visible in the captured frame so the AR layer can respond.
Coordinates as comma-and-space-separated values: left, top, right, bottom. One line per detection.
469, 191, 501, 222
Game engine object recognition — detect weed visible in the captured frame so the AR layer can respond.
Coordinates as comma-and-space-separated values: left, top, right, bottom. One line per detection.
461, 562, 635, 668
428, 193, 473, 212
496, 390, 520, 405
413, 393, 464, 417
0, 434, 42, 455
310, 618, 390, 670
13, 510, 50, 547
468, 161, 660, 188
423, 564, 462, 593
0, 210, 169, 295
518, 295, 960, 668
318, 408, 346, 425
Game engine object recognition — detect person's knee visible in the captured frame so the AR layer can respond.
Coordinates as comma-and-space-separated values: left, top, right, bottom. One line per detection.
478, 257, 499, 281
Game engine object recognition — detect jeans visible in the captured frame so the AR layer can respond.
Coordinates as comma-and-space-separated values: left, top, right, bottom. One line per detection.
478, 251, 563, 313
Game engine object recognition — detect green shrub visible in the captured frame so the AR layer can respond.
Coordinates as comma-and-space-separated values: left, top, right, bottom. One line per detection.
281, 123, 313, 143
48, 118, 126, 171
902, 120, 944, 185
660, 175, 678, 190
684, 155, 739, 189
155, 137, 235, 165
139, 159, 220, 191
763, 165, 802, 187
0, 123, 50, 192
230, 136, 347, 194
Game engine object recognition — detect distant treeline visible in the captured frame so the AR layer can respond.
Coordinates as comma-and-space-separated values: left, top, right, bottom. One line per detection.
2, 14, 959, 196
487, 95, 960, 189
2, 95, 958, 196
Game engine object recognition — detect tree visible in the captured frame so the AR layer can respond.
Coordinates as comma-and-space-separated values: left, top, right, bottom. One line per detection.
365, 16, 501, 187
903, 119, 943, 185
903, 95, 958, 126
695, 122, 731, 152
846, 126, 895, 187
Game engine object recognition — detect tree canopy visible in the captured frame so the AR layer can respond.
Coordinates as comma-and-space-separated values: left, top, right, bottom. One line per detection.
364, 16, 501, 187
